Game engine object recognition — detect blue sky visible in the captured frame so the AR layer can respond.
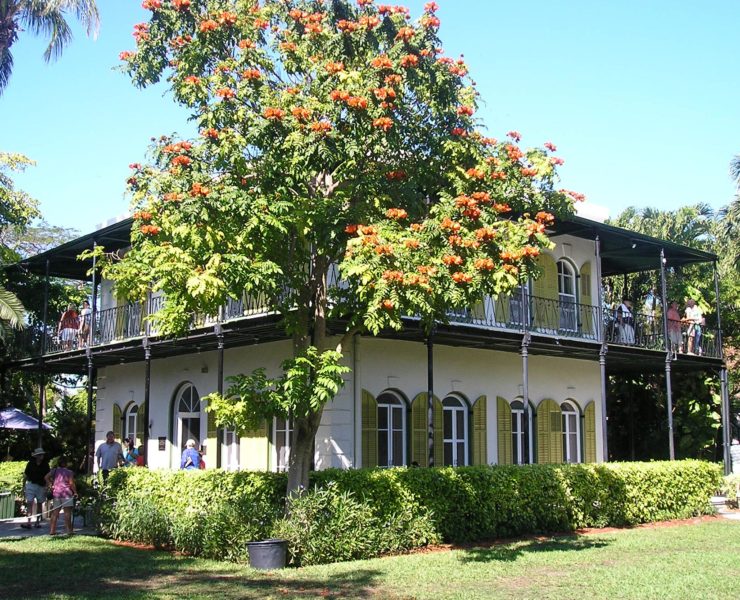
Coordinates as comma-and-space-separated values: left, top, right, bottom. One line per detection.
3, 0, 739, 235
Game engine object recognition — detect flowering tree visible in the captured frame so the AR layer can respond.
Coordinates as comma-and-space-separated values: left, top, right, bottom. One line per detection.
106, 0, 580, 494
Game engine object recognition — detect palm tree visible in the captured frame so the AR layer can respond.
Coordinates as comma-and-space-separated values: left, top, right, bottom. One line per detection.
0, 285, 24, 340
0, 0, 99, 93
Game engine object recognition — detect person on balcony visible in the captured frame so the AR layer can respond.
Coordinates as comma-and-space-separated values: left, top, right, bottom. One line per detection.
57, 304, 79, 350
616, 298, 635, 344
78, 300, 91, 347
684, 298, 704, 355
667, 301, 682, 359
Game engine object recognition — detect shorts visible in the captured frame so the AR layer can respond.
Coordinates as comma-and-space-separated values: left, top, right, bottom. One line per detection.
24, 482, 46, 504
53, 497, 75, 510
60, 328, 77, 341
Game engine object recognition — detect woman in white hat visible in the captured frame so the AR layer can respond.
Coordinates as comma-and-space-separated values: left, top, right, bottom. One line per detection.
21, 447, 50, 529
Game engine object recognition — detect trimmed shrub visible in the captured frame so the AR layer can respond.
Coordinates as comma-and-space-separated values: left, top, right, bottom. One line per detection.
102, 460, 722, 564
0, 461, 26, 498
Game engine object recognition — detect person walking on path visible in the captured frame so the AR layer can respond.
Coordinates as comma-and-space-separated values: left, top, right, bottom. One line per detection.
21, 447, 50, 529
95, 431, 124, 482
45, 456, 77, 536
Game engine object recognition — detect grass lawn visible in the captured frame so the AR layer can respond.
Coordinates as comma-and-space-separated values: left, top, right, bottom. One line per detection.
1, 518, 738, 599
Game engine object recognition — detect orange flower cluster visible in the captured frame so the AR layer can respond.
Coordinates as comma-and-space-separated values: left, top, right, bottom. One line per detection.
382, 270, 404, 283
405, 273, 429, 286
359, 15, 381, 29
242, 68, 262, 79
202, 128, 219, 139
310, 121, 332, 133
425, 2, 440, 11
395, 27, 415, 41
523, 246, 540, 257
239, 39, 256, 49
448, 235, 462, 246
129, 163, 142, 170
379, 5, 409, 15
279, 41, 297, 52
330, 90, 368, 109
447, 60, 468, 77
163, 192, 183, 203
535, 211, 555, 225
520, 167, 537, 177
404, 238, 420, 249
291, 107, 311, 121
360, 225, 377, 235
385, 73, 402, 85
184, 75, 200, 84
452, 272, 472, 284
200, 19, 218, 32
466, 168, 485, 180
326, 61, 344, 74
386, 208, 408, 220
133, 23, 149, 42
133, 210, 152, 221
253, 18, 269, 29
285, 86, 299, 95
474, 258, 495, 271
371, 55, 393, 70
337, 20, 359, 33
373, 117, 393, 131
140, 224, 161, 235
381, 299, 395, 310
357, 0, 374, 7
550, 156, 565, 166
490, 171, 506, 181
191, 182, 210, 197
507, 130, 522, 142
421, 15, 440, 28
142, 0, 161, 8
503, 264, 518, 274
418, 265, 437, 275
373, 87, 397, 101
526, 221, 546, 236
475, 227, 496, 241
385, 169, 406, 180
493, 203, 511, 213
163, 141, 192, 154
560, 189, 586, 202
172, 0, 190, 10
119, 51, 134, 61
170, 155, 192, 167
345, 224, 358, 234
263, 107, 285, 120
170, 35, 192, 48
457, 105, 474, 116
440, 217, 461, 232
215, 88, 236, 99
442, 254, 463, 266
218, 12, 238, 26
410, 223, 424, 232
451, 128, 466, 137
543, 141, 557, 152
375, 245, 393, 255
399, 54, 419, 68
505, 144, 523, 162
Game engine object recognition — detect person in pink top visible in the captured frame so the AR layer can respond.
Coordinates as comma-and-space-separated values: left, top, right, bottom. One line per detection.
45, 456, 78, 536
666, 301, 682, 359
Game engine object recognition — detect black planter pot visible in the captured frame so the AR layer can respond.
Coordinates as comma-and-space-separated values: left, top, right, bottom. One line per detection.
247, 538, 287, 570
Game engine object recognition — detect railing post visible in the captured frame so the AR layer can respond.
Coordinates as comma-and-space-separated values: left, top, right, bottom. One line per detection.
713, 261, 724, 360
521, 332, 531, 464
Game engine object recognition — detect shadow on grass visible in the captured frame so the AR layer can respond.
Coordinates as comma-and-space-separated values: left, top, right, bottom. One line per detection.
0, 537, 383, 599
460, 534, 611, 563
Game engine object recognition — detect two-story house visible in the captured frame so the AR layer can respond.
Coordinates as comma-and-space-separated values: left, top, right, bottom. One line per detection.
5, 213, 732, 474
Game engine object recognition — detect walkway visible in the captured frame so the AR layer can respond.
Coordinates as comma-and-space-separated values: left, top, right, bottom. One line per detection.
0, 514, 96, 540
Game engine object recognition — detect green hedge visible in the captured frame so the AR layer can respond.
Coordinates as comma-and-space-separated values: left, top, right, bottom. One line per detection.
0, 461, 26, 498
102, 460, 722, 566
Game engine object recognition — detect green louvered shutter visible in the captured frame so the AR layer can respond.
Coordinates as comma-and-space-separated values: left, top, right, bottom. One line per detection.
136, 401, 146, 447
411, 393, 428, 467
496, 294, 511, 326
580, 261, 593, 335
112, 404, 122, 441
361, 390, 378, 468
206, 405, 218, 438
536, 399, 562, 464
433, 396, 444, 467
472, 395, 487, 465
497, 397, 513, 465
584, 401, 597, 463
533, 254, 558, 330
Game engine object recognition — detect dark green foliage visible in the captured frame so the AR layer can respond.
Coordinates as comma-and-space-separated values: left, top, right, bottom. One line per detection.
102, 460, 721, 565
0, 460, 25, 496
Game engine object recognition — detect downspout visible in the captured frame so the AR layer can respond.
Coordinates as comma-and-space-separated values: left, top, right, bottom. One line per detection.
216, 317, 224, 469
659, 249, 675, 460
521, 332, 531, 464
142, 338, 151, 467
595, 236, 608, 461
427, 326, 435, 467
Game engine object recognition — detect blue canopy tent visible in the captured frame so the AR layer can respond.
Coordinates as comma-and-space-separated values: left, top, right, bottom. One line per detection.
0, 408, 52, 430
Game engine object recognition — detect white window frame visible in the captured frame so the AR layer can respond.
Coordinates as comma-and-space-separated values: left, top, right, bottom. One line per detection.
377, 392, 406, 468
273, 416, 293, 472
442, 395, 468, 466
222, 428, 240, 471
174, 383, 202, 456
557, 259, 578, 332
561, 401, 581, 463
125, 404, 138, 444
511, 399, 534, 464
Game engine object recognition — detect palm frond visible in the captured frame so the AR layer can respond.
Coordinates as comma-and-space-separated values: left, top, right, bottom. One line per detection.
0, 286, 25, 330
730, 155, 740, 186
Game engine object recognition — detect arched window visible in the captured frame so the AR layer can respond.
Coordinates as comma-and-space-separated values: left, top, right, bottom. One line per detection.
510, 399, 534, 464
174, 383, 201, 452
442, 395, 468, 466
557, 260, 578, 331
273, 416, 293, 472
561, 401, 580, 463
377, 392, 406, 467
124, 404, 138, 444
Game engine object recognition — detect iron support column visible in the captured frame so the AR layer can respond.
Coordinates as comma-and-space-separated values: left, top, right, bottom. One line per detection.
595, 236, 604, 343
720, 368, 731, 474
599, 343, 609, 461
521, 332, 531, 464
216, 321, 224, 469
143, 339, 151, 467
86, 349, 95, 474
659, 249, 675, 459
427, 328, 435, 467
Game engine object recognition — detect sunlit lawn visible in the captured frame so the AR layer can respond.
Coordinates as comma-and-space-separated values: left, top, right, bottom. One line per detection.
1, 518, 738, 599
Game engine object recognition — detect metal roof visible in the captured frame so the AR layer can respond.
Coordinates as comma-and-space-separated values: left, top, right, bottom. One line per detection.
8, 213, 717, 281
